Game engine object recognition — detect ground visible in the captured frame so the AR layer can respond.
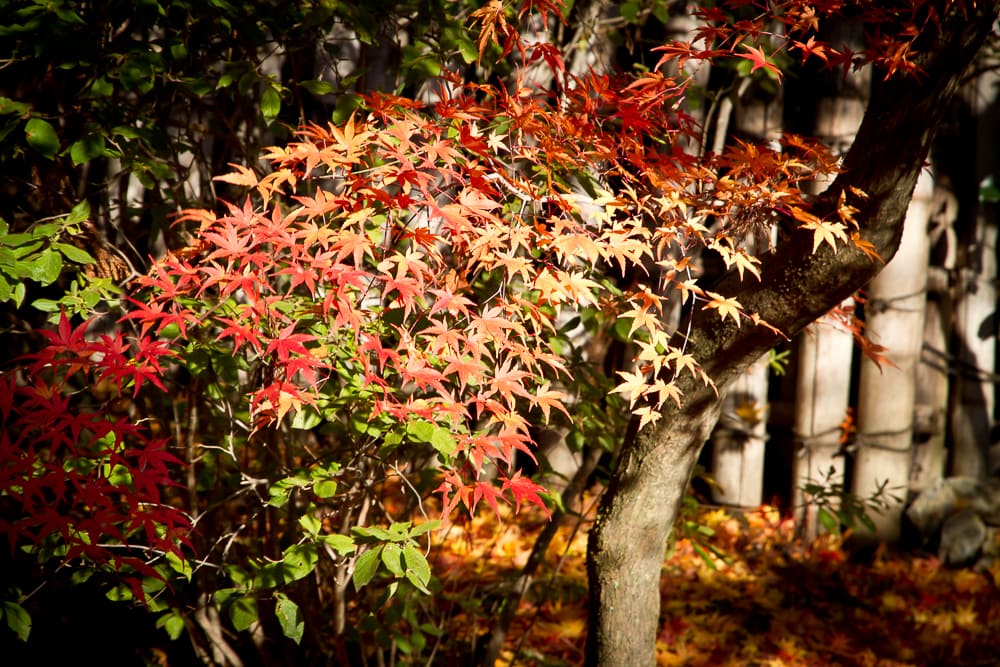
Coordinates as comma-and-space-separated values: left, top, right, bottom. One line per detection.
423, 490, 1000, 667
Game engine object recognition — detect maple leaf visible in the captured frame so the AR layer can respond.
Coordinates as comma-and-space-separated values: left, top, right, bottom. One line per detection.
264, 322, 316, 363
531, 381, 571, 423
726, 247, 761, 281
441, 354, 483, 391
500, 470, 549, 514
702, 291, 743, 326
611, 369, 648, 406
213, 163, 259, 189
801, 218, 848, 253
633, 405, 662, 431
790, 36, 832, 64
851, 232, 884, 263
487, 360, 533, 408
329, 112, 374, 164
648, 379, 682, 409
469, 0, 515, 64
203, 217, 254, 261
621, 301, 662, 338
736, 44, 783, 81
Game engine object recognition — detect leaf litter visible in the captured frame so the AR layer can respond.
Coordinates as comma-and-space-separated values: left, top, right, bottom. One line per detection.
423, 492, 1000, 666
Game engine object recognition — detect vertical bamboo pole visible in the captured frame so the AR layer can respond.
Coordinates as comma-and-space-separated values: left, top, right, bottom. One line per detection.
951, 69, 1000, 479
852, 170, 935, 541
709, 78, 781, 508
788, 23, 868, 536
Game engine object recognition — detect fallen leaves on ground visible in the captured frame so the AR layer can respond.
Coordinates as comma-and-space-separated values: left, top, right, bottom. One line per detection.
424, 490, 1000, 666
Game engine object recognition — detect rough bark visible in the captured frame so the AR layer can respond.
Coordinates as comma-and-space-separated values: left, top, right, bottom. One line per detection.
585, 4, 999, 665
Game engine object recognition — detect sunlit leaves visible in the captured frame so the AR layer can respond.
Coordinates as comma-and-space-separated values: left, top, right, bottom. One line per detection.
736, 44, 783, 81
703, 291, 744, 326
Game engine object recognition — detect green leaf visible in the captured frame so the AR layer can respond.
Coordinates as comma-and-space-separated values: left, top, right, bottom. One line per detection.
407, 420, 435, 443
817, 507, 840, 534
69, 134, 106, 165
280, 544, 318, 582
405, 570, 431, 595
275, 594, 304, 644
54, 242, 96, 264
353, 525, 393, 541
31, 297, 61, 312
228, 595, 258, 632
381, 543, 404, 577
403, 543, 431, 591
980, 176, 1000, 203
408, 520, 440, 537
267, 478, 300, 507
24, 118, 59, 159
313, 479, 337, 498
299, 79, 336, 96
406, 420, 458, 457
0, 97, 29, 115
3, 601, 31, 641
89, 77, 114, 98
291, 407, 322, 430
261, 86, 281, 124
331, 94, 363, 124
27, 249, 63, 284
29, 223, 61, 239
166, 551, 192, 581
155, 610, 185, 640
299, 513, 321, 536
429, 425, 457, 458
321, 534, 355, 556
353, 547, 382, 590
620, 0, 639, 23
691, 543, 718, 571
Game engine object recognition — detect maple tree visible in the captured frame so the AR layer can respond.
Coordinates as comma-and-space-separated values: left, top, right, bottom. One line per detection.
2, 0, 999, 664
582, 0, 1000, 662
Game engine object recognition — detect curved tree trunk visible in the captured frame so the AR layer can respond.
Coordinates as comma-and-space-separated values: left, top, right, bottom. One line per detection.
585, 5, 999, 665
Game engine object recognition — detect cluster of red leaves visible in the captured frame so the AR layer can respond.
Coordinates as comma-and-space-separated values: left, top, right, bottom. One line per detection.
123, 58, 845, 517
658, 0, 976, 81
0, 313, 190, 597
423, 498, 1000, 666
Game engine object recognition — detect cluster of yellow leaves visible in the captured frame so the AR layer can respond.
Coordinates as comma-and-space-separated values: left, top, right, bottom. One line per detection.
413, 496, 1000, 666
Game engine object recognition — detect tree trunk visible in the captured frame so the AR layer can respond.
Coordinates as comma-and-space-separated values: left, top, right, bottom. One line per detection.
585, 5, 999, 665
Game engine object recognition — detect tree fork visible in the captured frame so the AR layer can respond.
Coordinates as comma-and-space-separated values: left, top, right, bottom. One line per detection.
585, 3, 1000, 665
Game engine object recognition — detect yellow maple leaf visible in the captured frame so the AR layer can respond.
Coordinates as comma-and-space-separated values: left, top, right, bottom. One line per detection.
648, 379, 682, 409
802, 218, 849, 252
633, 404, 663, 430
703, 291, 742, 325
611, 369, 648, 406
